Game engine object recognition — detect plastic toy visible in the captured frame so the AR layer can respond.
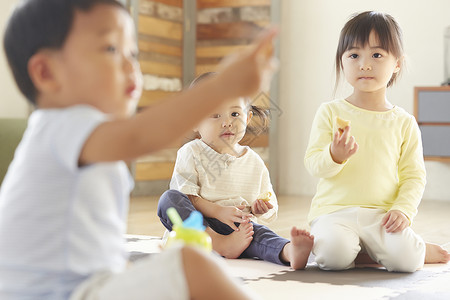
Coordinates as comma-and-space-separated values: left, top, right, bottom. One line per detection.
165, 207, 212, 251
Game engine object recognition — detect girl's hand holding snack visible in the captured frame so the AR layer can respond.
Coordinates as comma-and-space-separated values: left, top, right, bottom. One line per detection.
251, 192, 274, 215
251, 199, 273, 215
330, 120, 358, 164
336, 116, 351, 137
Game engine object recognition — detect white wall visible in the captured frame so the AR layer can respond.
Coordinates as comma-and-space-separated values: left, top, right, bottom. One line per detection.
278, 0, 450, 201
1, 0, 450, 200
0, 0, 29, 118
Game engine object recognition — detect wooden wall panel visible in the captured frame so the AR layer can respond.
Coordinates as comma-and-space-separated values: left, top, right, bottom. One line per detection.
135, 1, 272, 186
140, 60, 182, 77
152, 0, 183, 8
197, 0, 270, 9
139, 40, 182, 57
197, 22, 263, 40
135, 162, 175, 181
139, 90, 178, 107
195, 64, 218, 76
196, 44, 251, 58
137, 0, 183, 100
140, 0, 183, 21
136, 0, 183, 183
138, 15, 183, 40
195, 3, 270, 76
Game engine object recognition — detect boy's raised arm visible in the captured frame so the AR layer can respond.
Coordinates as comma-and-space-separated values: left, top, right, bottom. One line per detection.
79, 28, 278, 165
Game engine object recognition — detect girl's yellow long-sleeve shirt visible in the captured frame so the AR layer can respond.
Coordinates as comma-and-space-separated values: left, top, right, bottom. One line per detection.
304, 99, 426, 224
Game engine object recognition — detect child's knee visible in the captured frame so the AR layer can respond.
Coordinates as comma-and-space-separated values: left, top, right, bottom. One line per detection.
157, 189, 186, 217
380, 238, 426, 273
382, 242, 425, 272
383, 255, 424, 272
314, 239, 359, 270
315, 252, 356, 270
160, 189, 185, 202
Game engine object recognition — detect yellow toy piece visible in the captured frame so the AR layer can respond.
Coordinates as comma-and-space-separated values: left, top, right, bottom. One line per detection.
166, 225, 212, 251
165, 208, 212, 252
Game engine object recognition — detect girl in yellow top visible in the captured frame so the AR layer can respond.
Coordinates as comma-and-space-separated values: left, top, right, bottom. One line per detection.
305, 11, 449, 272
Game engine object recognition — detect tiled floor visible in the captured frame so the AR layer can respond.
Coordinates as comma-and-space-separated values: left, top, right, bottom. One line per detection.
412, 199, 450, 251
127, 195, 450, 300
127, 195, 450, 251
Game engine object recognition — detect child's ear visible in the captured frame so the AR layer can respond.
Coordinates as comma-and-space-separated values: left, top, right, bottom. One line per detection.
28, 50, 60, 94
246, 110, 253, 125
393, 56, 403, 73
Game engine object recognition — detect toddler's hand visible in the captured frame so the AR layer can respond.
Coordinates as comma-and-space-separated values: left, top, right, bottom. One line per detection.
382, 210, 409, 233
251, 199, 273, 215
330, 126, 358, 164
216, 205, 252, 231
215, 27, 278, 98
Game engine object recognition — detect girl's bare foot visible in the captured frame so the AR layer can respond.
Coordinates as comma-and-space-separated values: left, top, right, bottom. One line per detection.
207, 223, 254, 259
281, 227, 314, 270
425, 243, 450, 264
354, 242, 450, 266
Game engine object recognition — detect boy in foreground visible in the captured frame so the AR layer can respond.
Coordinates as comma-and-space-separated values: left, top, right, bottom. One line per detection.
0, 0, 277, 299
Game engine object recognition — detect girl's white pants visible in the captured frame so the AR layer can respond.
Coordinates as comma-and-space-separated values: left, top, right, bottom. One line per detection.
310, 207, 425, 272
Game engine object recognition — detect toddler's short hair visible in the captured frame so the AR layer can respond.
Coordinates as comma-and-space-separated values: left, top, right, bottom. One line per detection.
3, 0, 126, 104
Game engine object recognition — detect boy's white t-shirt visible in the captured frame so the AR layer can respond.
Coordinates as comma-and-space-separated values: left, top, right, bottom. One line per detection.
0, 105, 133, 299
170, 139, 278, 224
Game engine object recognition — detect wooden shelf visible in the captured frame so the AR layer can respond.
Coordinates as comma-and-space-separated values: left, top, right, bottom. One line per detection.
414, 86, 450, 161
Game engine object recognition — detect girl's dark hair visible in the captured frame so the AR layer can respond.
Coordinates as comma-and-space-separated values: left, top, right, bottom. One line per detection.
190, 72, 271, 135
3, 0, 126, 104
335, 11, 404, 92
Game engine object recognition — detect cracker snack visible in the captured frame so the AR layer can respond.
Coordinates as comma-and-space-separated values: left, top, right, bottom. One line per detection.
336, 116, 351, 136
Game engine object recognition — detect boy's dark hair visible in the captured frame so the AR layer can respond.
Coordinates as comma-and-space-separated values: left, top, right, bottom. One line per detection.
335, 11, 404, 92
3, 0, 126, 104
190, 72, 271, 136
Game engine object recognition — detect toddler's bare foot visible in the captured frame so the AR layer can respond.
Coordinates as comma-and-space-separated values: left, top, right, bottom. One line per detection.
208, 223, 254, 259
283, 227, 314, 270
425, 243, 450, 264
